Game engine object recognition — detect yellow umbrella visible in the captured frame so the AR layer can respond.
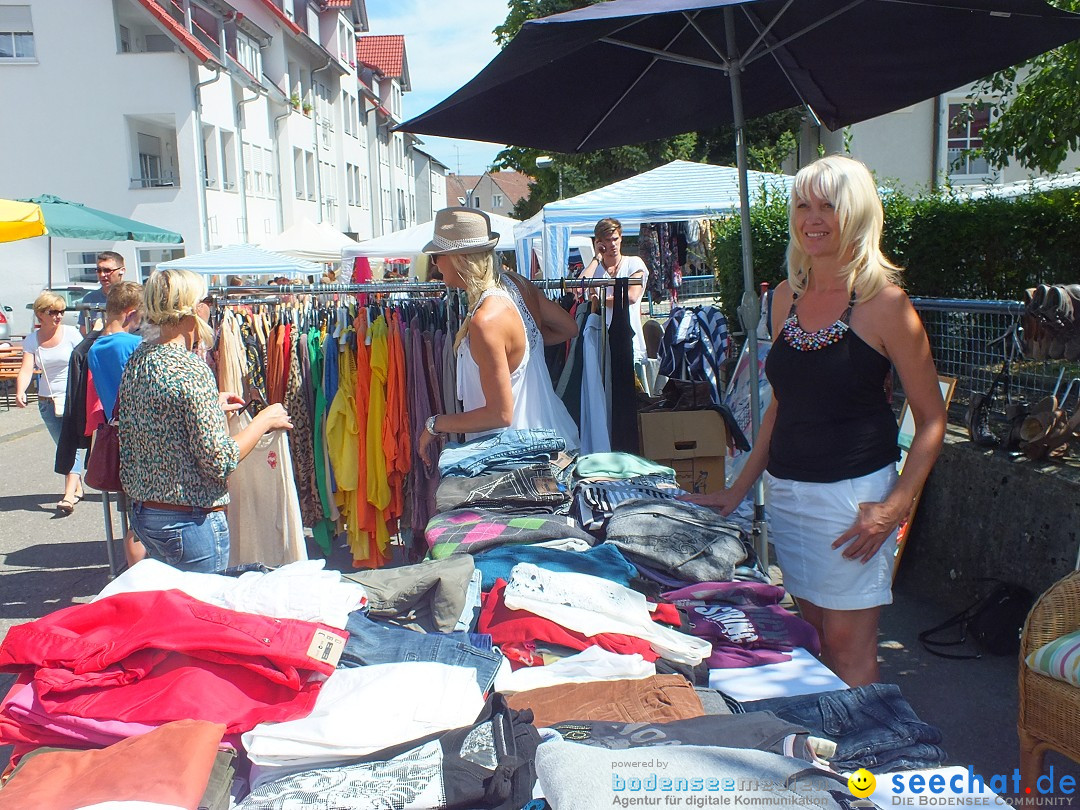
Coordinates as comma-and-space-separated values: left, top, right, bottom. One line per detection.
0, 198, 48, 242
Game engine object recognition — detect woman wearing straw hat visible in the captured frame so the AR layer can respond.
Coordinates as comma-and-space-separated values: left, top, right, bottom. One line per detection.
418, 207, 580, 466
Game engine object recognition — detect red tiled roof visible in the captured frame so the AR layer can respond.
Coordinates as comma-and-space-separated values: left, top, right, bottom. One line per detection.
134, 0, 219, 65
447, 175, 481, 206
490, 171, 533, 206
323, 0, 351, 6
357, 35, 404, 77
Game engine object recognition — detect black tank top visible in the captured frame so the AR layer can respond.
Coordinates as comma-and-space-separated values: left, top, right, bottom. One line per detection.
764, 292, 900, 483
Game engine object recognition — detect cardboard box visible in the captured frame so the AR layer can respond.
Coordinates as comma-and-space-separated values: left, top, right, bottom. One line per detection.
638, 409, 726, 494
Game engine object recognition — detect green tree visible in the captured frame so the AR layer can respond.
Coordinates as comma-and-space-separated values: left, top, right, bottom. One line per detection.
489, 0, 803, 218
967, 0, 1080, 174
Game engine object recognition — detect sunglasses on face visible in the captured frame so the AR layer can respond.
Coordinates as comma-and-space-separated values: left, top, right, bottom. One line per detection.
97, 266, 123, 275
40, 309, 65, 317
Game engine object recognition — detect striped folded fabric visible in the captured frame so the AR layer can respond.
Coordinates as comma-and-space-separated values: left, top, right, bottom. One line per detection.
1026, 628, 1080, 686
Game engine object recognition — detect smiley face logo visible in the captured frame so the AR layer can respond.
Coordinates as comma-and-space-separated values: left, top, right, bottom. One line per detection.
848, 768, 876, 798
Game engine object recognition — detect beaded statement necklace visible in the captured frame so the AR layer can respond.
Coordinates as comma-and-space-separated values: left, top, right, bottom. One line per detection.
781, 290, 857, 352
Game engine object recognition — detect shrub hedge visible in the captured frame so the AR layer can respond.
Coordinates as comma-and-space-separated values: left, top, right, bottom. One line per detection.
709, 185, 1080, 326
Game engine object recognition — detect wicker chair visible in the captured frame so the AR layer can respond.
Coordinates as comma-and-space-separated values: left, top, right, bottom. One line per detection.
1018, 569, 1080, 785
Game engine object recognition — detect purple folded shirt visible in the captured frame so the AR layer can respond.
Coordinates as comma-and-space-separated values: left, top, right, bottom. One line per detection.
662, 581, 787, 607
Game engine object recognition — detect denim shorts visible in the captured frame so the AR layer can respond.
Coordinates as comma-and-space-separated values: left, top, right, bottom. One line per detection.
129, 502, 230, 574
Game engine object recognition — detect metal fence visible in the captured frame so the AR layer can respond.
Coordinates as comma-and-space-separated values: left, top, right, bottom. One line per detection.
646, 274, 718, 317
910, 297, 1076, 420
646, 288, 1075, 423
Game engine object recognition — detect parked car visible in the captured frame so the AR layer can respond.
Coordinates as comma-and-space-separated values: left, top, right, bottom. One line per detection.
0, 302, 12, 342
25, 286, 97, 330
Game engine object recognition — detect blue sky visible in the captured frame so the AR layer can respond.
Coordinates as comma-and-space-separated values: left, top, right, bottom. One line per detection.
366, 0, 510, 176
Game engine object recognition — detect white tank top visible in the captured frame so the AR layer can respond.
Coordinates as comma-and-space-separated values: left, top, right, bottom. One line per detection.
456, 274, 580, 452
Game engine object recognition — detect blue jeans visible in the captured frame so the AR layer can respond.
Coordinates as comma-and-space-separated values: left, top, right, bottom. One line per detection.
604, 498, 750, 583
435, 465, 569, 513
340, 611, 503, 693
741, 683, 947, 772
438, 428, 566, 477
129, 502, 229, 574
39, 400, 84, 477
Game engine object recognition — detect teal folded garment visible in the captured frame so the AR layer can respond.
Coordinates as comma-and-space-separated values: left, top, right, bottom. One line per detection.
575, 452, 676, 481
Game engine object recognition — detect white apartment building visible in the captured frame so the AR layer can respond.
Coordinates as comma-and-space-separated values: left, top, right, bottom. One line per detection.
797, 83, 1080, 192
0, 0, 444, 335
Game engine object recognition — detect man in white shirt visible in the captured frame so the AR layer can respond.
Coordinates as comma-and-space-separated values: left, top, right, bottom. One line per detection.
584, 217, 649, 362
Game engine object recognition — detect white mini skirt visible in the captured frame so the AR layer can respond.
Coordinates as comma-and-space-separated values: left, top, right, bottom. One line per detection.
765, 464, 899, 611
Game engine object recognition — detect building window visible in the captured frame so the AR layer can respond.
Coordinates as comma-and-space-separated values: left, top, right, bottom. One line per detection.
492, 194, 503, 208
190, 2, 221, 53
293, 147, 305, 198
65, 252, 100, 285
361, 173, 369, 208
305, 152, 316, 200
0, 5, 34, 60
235, 32, 261, 77
135, 132, 175, 187
220, 130, 236, 191
947, 101, 991, 178
137, 248, 185, 281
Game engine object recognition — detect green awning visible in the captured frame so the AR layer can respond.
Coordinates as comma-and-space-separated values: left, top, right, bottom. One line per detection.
19, 194, 183, 243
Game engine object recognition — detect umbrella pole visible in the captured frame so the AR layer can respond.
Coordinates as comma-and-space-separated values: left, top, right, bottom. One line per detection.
47, 235, 53, 289
725, 8, 769, 571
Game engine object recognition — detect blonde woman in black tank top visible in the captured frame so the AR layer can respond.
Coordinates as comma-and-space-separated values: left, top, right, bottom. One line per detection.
682, 156, 945, 687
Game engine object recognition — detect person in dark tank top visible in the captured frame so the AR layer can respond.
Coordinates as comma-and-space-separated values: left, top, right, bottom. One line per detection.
683, 155, 946, 688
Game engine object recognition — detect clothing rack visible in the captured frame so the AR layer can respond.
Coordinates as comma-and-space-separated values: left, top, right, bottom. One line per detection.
207, 277, 639, 297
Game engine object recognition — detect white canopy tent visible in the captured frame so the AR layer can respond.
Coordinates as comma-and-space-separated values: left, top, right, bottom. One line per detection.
260, 219, 361, 264
514, 160, 794, 279
158, 244, 321, 277
342, 211, 520, 260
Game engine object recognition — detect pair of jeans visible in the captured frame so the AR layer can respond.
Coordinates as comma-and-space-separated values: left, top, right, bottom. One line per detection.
340, 610, 503, 693
39, 400, 84, 477
435, 464, 569, 513
129, 502, 229, 574
740, 683, 946, 772
605, 498, 749, 584
572, 476, 683, 533
439, 428, 566, 478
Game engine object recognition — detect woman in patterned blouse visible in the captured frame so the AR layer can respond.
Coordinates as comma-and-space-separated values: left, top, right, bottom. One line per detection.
119, 269, 293, 573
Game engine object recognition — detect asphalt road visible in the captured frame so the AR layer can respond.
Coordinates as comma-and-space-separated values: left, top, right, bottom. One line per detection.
0, 399, 1077, 795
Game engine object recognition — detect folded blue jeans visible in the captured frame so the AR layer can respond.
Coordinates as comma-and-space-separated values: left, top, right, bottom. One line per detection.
435, 464, 569, 513
572, 475, 682, 532
740, 683, 946, 772
439, 428, 565, 477
340, 611, 503, 693
605, 498, 749, 583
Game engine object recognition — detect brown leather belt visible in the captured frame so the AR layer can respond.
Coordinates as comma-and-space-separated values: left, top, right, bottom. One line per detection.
138, 500, 226, 513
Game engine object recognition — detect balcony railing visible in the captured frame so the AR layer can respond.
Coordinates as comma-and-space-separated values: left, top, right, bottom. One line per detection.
131, 173, 178, 189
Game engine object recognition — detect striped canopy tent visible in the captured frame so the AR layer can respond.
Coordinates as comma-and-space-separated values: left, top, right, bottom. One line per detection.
157, 244, 320, 277
514, 160, 793, 279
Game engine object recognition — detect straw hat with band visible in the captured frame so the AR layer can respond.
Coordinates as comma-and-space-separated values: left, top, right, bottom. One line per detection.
423, 207, 500, 255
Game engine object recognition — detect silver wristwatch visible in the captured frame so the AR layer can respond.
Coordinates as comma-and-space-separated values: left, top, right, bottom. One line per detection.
425, 415, 440, 436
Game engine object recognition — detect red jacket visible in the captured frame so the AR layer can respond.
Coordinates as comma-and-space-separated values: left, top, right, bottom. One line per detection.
0, 589, 345, 735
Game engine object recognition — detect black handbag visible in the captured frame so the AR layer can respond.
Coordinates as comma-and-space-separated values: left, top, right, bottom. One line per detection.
919, 579, 1034, 659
